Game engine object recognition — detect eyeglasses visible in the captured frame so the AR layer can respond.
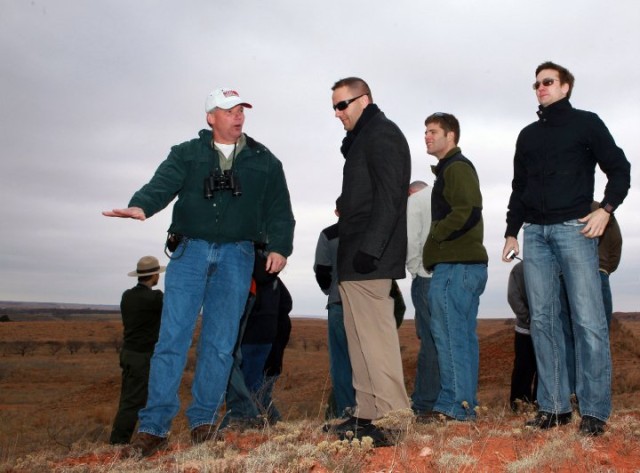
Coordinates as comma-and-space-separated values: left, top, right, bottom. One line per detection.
532, 78, 560, 90
333, 94, 366, 111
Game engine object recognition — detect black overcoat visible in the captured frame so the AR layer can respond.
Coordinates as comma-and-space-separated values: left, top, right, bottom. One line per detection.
337, 110, 411, 281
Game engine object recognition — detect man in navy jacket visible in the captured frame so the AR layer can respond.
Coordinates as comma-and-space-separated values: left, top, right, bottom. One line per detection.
502, 61, 630, 436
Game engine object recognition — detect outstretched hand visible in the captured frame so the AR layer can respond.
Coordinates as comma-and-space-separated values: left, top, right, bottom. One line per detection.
102, 207, 146, 221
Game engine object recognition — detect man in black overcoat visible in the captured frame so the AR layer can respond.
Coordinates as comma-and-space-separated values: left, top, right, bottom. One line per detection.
326, 77, 411, 447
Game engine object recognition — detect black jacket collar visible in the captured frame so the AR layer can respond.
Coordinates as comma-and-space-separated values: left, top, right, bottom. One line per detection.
340, 104, 381, 157
536, 97, 573, 123
431, 147, 462, 175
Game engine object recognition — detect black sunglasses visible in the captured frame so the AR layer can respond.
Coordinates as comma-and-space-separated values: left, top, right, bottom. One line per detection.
333, 94, 366, 111
426, 112, 453, 123
532, 78, 559, 90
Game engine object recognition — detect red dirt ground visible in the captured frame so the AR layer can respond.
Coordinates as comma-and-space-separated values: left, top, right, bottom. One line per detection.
2, 315, 640, 472
49, 412, 640, 472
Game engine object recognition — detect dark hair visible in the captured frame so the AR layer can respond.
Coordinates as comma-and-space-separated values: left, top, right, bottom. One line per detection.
535, 61, 575, 99
331, 77, 373, 102
425, 113, 460, 144
138, 274, 154, 283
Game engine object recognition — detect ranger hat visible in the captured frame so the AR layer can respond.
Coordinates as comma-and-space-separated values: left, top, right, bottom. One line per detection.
127, 256, 166, 277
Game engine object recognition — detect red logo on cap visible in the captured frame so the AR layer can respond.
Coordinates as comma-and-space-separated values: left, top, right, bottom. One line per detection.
223, 90, 239, 98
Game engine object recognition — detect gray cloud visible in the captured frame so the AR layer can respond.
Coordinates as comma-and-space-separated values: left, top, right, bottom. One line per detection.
1, 0, 638, 317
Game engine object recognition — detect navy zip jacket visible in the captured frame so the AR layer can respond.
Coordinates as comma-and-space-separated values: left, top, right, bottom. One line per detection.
506, 98, 630, 238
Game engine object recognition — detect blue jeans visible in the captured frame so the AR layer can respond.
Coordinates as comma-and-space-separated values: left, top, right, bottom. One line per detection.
429, 264, 487, 420
410, 276, 440, 413
138, 239, 254, 436
600, 271, 612, 328
327, 302, 355, 417
257, 375, 281, 424
558, 277, 576, 395
241, 343, 273, 393
560, 271, 612, 396
224, 360, 260, 424
524, 221, 611, 421
223, 299, 261, 425
223, 343, 272, 424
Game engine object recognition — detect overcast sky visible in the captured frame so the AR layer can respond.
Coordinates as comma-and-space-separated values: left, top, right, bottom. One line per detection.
1, 0, 638, 318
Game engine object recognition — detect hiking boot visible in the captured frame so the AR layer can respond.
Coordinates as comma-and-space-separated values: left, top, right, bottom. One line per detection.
323, 416, 371, 434
340, 423, 395, 448
123, 432, 168, 457
190, 424, 221, 445
525, 411, 572, 429
579, 415, 605, 436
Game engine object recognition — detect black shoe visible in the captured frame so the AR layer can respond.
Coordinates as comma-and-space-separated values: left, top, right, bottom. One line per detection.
339, 423, 395, 448
323, 416, 371, 434
579, 415, 605, 436
525, 411, 572, 429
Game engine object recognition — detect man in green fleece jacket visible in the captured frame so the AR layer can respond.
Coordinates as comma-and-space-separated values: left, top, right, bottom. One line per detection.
103, 87, 295, 456
422, 112, 488, 422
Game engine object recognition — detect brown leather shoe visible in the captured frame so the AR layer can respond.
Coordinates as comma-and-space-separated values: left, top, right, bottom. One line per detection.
123, 432, 168, 458
190, 424, 221, 445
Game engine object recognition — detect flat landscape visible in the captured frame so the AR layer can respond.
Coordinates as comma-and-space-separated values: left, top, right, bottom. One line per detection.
1, 305, 639, 472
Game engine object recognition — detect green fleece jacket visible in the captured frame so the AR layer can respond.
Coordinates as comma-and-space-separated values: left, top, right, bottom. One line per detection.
423, 148, 488, 270
129, 130, 295, 257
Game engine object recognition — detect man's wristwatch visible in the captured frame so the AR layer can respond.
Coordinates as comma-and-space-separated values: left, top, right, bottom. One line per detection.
599, 202, 614, 214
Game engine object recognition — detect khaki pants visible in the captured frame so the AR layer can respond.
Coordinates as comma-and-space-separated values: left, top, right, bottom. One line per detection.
339, 279, 410, 420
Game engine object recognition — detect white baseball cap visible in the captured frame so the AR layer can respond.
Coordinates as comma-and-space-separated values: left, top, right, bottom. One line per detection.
205, 88, 253, 112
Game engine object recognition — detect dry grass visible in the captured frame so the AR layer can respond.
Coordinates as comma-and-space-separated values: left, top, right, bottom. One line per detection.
1, 314, 640, 471
3, 408, 639, 472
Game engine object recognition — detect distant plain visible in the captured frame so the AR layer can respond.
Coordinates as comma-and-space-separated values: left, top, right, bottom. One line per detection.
1, 303, 639, 471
